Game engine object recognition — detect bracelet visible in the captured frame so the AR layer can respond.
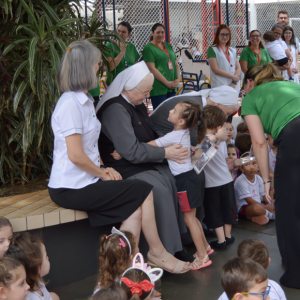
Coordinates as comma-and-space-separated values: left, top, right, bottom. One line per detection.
263, 180, 272, 185
214, 134, 220, 145
100, 165, 107, 168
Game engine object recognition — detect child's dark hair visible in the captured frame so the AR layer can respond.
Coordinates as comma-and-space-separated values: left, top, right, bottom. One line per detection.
118, 21, 133, 34
0, 217, 12, 230
180, 101, 207, 143
227, 143, 238, 156
92, 283, 127, 300
150, 23, 165, 41
235, 133, 252, 156
202, 106, 226, 130
98, 231, 135, 289
236, 122, 248, 136
10, 232, 43, 291
237, 239, 269, 270
263, 31, 276, 42
221, 257, 268, 300
0, 257, 24, 288
121, 269, 153, 300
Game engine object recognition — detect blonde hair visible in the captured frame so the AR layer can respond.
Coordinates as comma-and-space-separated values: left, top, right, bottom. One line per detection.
244, 63, 284, 87
56, 40, 101, 92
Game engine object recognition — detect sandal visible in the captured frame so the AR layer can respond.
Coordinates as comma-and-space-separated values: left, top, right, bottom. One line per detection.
190, 255, 212, 271
193, 246, 214, 258
147, 252, 190, 274
251, 215, 269, 225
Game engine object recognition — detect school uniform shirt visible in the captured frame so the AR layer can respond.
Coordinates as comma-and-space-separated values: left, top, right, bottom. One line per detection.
234, 174, 265, 211
48, 91, 101, 189
217, 279, 287, 300
155, 129, 193, 176
284, 44, 299, 83
240, 47, 273, 69
26, 282, 52, 300
207, 46, 240, 92
241, 81, 300, 139
105, 42, 140, 85
269, 148, 277, 172
203, 138, 232, 188
265, 40, 286, 60
143, 42, 178, 97
230, 138, 235, 144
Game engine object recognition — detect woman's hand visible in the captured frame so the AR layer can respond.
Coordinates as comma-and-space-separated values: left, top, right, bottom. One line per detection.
165, 144, 189, 164
119, 42, 127, 54
292, 67, 298, 74
104, 167, 122, 181
231, 74, 240, 82
264, 182, 272, 203
166, 81, 178, 89
111, 150, 123, 160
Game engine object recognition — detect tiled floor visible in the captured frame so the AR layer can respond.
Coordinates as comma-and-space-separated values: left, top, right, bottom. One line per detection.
0, 190, 87, 232
51, 220, 300, 300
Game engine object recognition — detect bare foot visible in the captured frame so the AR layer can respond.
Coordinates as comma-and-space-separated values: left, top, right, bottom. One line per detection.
152, 289, 162, 298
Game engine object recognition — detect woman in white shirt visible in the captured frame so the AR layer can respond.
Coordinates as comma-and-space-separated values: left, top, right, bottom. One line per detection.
282, 26, 299, 83
48, 40, 189, 274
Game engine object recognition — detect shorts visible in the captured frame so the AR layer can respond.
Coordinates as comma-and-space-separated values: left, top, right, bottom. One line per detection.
239, 204, 249, 215
275, 57, 289, 67
175, 170, 202, 212
203, 182, 238, 228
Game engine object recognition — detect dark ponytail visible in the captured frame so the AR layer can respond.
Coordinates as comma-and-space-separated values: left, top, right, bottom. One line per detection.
180, 101, 207, 144
150, 23, 165, 41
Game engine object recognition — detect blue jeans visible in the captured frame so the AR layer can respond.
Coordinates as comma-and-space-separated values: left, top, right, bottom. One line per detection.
151, 92, 176, 111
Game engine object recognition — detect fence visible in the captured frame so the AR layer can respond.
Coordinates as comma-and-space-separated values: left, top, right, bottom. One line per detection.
95, 0, 300, 57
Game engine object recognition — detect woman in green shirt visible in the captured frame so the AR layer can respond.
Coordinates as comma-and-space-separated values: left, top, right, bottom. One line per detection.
106, 22, 140, 85
240, 30, 273, 74
143, 23, 180, 110
242, 63, 300, 289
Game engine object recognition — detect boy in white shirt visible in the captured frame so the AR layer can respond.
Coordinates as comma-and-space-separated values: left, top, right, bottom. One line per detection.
218, 238, 287, 300
234, 156, 275, 225
263, 31, 294, 81
203, 106, 237, 251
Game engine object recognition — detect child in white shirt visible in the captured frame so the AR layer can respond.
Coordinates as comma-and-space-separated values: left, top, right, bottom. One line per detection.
234, 156, 275, 225
202, 106, 237, 251
218, 238, 287, 300
263, 31, 294, 81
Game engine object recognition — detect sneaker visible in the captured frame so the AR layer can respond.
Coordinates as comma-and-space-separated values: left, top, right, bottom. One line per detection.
210, 240, 226, 250
251, 215, 269, 225
225, 235, 235, 245
289, 77, 294, 82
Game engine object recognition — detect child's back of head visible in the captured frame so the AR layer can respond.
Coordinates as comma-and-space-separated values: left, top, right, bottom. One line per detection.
235, 133, 252, 156
98, 230, 135, 289
236, 122, 248, 137
92, 283, 127, 300
221, 257, 268, 300
263, 31, 276, 42
203, 106, 226, 130
237, 239, 269, 270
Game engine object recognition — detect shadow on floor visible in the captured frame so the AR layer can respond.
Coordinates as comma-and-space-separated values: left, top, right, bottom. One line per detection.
51, 220, 300, 300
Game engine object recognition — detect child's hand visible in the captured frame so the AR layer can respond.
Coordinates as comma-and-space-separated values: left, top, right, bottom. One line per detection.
190, 146, 196, 156
111, 150, 123, 160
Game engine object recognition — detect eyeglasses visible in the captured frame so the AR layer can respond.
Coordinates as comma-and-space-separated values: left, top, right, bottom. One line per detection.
273, 32, 282, 36
232, 286, 271, 300
250, 35, 260, 38
220, 33, 230, 37
279, 17, 288, 20
117, 30, 129, 34
135, 87, 153, 96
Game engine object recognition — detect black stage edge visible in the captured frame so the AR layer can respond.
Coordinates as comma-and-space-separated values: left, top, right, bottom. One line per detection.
29, 219, 121, 289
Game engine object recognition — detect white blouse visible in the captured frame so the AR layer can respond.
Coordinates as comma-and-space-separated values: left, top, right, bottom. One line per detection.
48, 91, 101, 189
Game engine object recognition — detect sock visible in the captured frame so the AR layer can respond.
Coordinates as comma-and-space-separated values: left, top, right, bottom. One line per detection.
226, 235, 231, 239
265, 210, 275, 220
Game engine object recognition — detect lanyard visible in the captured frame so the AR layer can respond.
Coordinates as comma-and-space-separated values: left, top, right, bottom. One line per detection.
219, 45, 231, 64
250, 46, 261, 64
123, 54, 128, 68
152, 41, 170, 60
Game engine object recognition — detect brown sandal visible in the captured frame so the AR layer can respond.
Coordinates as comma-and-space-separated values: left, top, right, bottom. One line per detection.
190, 255, 212, 270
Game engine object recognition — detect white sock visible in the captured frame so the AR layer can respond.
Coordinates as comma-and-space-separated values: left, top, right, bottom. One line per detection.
265, 210, 275, 220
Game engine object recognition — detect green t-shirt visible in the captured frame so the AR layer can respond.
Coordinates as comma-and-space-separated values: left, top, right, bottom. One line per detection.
106, 42, 140, 85
241, 81, 300, 139
142, 42, 178, 97
88, 82, 100, 97
240, 47, 272, 68
207, 46, 238, 58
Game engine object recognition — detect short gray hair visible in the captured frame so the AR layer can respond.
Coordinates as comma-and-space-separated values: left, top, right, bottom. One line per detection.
57, 40, 102, 92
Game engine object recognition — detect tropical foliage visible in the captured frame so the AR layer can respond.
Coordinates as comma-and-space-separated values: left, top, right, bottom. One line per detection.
0, 0, 121, 185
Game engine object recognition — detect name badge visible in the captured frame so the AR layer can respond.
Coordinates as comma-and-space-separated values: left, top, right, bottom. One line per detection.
168, 61, 173, 70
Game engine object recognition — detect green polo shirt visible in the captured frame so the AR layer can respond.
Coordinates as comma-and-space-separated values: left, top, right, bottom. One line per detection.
106, 42, 140, 85
240, 47, 272, 68
241, 81, 300, 139
207, 46, 238, 58
142, 42, 178, 97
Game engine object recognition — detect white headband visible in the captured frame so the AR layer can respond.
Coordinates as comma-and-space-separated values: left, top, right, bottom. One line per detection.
110, 226, 132, 255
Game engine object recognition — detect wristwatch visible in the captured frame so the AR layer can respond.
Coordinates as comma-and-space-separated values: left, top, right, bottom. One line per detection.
214, 134, 220, 145
231, 80, 238, 85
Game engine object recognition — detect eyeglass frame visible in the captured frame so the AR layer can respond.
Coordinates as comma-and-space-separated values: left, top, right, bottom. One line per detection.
220, 33, 230, 37
134, 87, 153, 96
250, 35, 261, 38
231, 286, 271, 300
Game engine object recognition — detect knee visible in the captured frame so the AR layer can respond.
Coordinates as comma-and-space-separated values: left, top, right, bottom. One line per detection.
252, 205, 265, 215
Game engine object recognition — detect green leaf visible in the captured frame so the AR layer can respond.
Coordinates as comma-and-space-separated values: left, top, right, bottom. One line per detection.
49, 44, 60, 76
16, 24, 37, 38
38, 16, 45, 38
48, 18, 79, 33
19, 0, 38, 28
54, 37, 66, 53
2, 38, 29, 56
8, 156, 28, 182
40, 1, 60, 23
28, 36, 39, 72
24, 93, 35, 119
13, 81, 28, 112
8, 121, 25, 144
11, 60, 28, 92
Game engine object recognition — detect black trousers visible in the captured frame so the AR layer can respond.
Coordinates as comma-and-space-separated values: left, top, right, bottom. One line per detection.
273, 115, 300, 288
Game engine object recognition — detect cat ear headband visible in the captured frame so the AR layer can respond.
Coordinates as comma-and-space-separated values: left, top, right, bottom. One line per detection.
120, 253, 163, 300
106, 227, 132, 255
